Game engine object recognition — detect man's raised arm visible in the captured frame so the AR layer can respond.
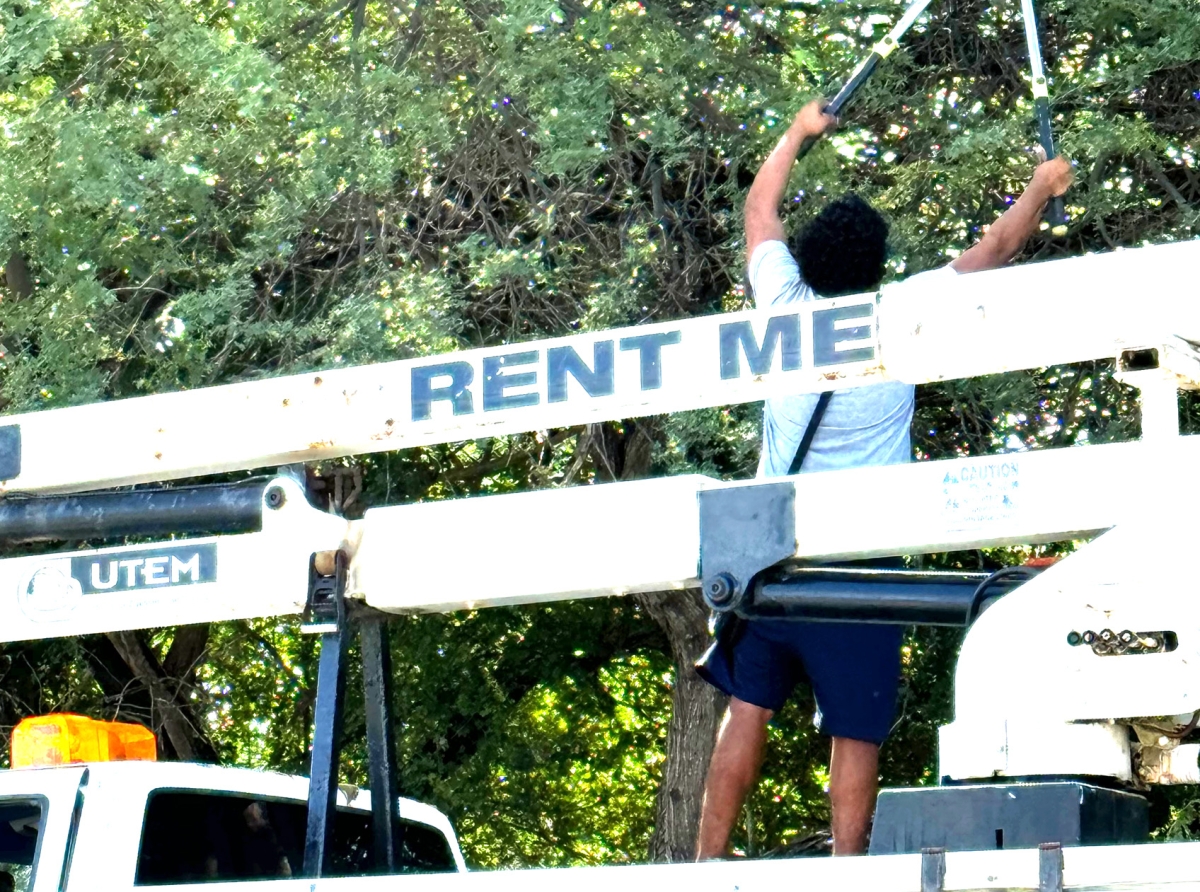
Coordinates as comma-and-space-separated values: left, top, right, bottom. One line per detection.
744, 100, 838, 262
951, 156, 1074, 273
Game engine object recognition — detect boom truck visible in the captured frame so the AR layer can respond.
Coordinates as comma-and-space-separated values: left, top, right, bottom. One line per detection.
1, 240, 1200, 891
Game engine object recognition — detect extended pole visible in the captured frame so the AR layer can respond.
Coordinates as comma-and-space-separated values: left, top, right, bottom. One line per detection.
827, 0, 937, 117
1019, 0, 1068, 234
796, 0, 937, 161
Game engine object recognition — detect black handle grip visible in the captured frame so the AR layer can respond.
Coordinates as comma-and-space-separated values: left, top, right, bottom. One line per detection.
1034, 95, 1068, 235
795, 134, 820, 164
793, 53, 884, 165
1048, 195, 1067, 233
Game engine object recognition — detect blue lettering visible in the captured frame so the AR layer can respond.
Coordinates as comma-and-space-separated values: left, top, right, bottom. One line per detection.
411, 362, 475, 422
719, 315, 801, 380
483, 351, 540, 411
812, 304, 875, 366
619, 331, 682, 391
547, 342, 615, 403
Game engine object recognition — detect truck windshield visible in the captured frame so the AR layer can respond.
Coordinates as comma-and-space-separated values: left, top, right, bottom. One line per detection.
135, 790, 456, 884
0, 798, 44, 892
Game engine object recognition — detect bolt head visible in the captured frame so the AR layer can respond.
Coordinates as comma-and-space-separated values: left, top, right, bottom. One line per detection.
705, 573, 737, 606
265, 486, 286, 509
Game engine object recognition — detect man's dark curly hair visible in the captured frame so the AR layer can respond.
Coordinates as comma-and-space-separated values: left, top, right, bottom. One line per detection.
791, 193, 889, 297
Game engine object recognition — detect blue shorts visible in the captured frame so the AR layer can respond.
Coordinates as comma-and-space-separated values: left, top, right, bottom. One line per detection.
696, 617, 903, 744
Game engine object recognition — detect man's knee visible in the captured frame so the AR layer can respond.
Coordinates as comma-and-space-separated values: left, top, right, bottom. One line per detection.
829, 736, 881, 793
726, 696, 774, 727
709, 698, 774, 780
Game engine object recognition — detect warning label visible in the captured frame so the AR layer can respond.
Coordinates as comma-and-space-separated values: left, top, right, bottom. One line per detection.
941, 458, 1020, 529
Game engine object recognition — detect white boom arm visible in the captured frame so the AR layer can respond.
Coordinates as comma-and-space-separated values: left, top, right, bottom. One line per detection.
2, 241, 1199, 809
1, 240, 1197, 494
3, 435, 1196, 642
0, 478, 346, 643
352, 435, 1192, 612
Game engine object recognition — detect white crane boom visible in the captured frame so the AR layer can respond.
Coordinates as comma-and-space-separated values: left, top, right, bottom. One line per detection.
3, 434, 1194, 643
4, 240, 1200, 886
0, 240, 1196, 494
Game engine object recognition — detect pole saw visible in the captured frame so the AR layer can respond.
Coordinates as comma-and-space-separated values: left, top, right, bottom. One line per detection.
795, 0, 937, 161
1019, 0, 1069, 235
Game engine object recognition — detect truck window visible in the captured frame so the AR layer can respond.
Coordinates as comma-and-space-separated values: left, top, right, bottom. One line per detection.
135, 791, 456, 884
0, 798, 44, 892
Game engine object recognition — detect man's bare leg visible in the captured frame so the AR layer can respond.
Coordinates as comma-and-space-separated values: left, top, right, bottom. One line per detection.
829, 736, 881, 855
695, 697, 773, 860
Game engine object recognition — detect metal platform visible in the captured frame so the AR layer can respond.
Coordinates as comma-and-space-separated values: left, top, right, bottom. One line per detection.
870, 782, 1149, 856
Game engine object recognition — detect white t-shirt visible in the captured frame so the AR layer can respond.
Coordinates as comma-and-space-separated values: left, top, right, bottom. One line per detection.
750, 240, 955, 477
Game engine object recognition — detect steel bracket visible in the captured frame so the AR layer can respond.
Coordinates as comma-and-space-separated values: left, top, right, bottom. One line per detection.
920, 847, 946, 892
302, 551, 347, 635
698, 482, 795, 613
1039, 843, 1064, 892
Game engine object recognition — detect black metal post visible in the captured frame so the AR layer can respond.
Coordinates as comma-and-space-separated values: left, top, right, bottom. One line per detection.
302, 552, 349, 878
360, 617, 404, 873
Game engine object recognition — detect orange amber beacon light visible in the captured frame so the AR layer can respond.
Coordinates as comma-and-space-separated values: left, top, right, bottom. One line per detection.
11, 714, 157, 768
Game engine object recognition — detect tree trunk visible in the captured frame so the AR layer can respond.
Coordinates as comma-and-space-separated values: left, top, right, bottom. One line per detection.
4, 250, 33, 300
579, 420, 729, 862
634, 589, 728, 862
104, 626, 218, 762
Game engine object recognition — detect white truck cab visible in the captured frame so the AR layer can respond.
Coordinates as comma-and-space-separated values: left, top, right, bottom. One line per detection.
0, 760, 465, 891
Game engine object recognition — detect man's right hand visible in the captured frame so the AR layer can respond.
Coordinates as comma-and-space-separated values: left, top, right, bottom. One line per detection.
745, 99, 838, 260
1032, 156, 1073, 198
792, 100, 838, 141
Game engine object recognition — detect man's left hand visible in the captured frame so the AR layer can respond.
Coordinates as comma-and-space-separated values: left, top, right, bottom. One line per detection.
1032, 156, 1074, 198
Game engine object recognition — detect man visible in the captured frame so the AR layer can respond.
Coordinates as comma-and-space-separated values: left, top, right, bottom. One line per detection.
695, 100, 1073, 860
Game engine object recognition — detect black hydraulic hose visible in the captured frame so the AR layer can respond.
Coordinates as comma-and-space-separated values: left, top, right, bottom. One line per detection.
966, 564, 1043, 624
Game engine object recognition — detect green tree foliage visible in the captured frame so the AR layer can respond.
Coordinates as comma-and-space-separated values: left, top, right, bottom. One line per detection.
1, 0, 1199, 866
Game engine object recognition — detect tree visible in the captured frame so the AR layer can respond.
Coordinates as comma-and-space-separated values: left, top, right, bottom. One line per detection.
2, 0, 1199, 863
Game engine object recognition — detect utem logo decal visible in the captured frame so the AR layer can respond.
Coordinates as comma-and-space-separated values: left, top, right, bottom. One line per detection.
19, 543, 218, 619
